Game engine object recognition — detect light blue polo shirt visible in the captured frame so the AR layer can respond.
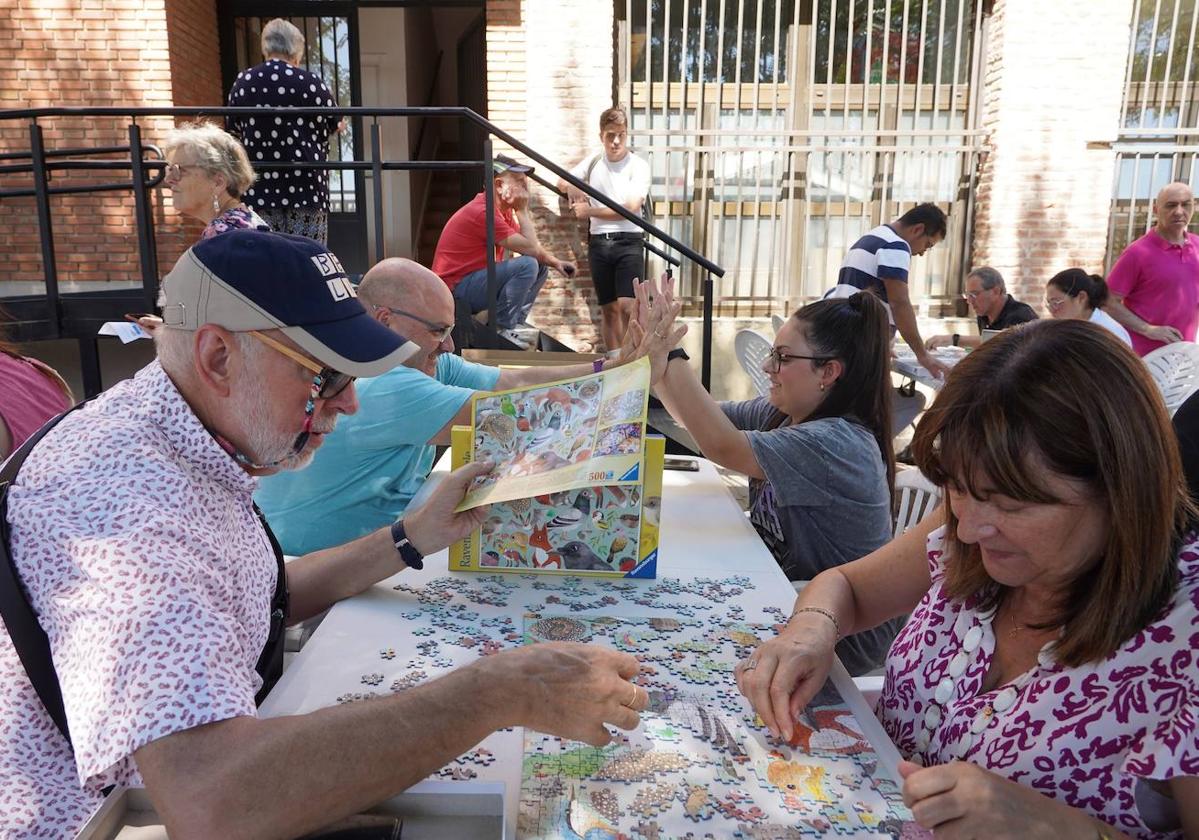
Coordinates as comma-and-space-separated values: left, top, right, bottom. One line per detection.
255, 353, 501, 555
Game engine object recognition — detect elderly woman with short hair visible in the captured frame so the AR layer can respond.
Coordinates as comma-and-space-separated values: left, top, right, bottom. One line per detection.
226, 18, 342, 245
162, 122, 268, 240
738, 319, 1199, 838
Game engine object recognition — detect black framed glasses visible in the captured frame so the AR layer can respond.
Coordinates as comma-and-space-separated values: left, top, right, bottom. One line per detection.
249, 331, 355, 400
765, 348, 834, 374
375, 305, 453, 343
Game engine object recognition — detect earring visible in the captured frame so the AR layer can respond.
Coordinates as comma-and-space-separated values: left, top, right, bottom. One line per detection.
819, 383, 826, 391
212, 194, 221, 214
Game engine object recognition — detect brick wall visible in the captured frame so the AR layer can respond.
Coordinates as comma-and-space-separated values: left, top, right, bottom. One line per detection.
165, 0, 221, 108
485, 0, 616, 352
0, 0, 218, 297
971, 0, 1133, 312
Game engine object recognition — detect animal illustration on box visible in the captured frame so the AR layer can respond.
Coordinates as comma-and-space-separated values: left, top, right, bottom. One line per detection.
480, 485, 659, 572
473, 380, 605, 487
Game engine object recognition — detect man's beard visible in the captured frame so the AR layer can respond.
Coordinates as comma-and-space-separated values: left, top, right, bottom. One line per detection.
231, 385, 331, 471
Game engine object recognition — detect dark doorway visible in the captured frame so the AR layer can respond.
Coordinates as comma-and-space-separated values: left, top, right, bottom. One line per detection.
456, 11, 487, 205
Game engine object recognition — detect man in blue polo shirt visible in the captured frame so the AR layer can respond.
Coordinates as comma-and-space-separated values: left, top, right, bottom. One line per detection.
825, 203, 950, 379
255, 258, 622, 554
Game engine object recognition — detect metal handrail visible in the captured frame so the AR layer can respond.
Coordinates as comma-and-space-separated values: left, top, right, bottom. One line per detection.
0, 105, 726, 388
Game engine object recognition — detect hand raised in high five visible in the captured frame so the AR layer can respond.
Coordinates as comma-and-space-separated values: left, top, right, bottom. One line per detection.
628, 274, 688, 385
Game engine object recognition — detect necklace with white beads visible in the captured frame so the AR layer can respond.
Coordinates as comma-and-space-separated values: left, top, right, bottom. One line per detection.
915, 603, 1056, 759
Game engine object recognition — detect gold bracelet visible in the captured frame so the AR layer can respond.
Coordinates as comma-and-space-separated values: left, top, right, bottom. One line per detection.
791, 606, 841, 638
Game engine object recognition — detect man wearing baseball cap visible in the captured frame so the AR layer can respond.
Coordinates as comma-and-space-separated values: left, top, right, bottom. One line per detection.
0, 230, 646, 838
432, 153, 577, 348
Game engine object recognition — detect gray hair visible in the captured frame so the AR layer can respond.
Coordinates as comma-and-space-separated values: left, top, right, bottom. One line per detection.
156, 328, 263, 381
968, 266, 1005, 292
163, 122, 257, 199
261, 18, 305, 61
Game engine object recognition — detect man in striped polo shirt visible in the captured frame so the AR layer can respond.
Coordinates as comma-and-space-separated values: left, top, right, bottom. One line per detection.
826, 203, 950, 380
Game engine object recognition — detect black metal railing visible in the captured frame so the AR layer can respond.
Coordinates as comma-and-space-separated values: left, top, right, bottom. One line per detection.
0, 106, 725, 393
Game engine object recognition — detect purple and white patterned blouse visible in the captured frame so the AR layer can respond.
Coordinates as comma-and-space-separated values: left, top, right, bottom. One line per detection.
201, 204, 271, 240
0, 361, 278, 838
879, 526, 1198, 838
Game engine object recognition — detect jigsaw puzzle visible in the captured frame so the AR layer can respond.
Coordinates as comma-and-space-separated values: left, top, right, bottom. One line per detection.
458, 357, 652, 510
517, 615, 924, 839
333, 574, 920, 838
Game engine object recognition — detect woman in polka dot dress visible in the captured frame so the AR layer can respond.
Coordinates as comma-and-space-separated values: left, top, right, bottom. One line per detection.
226, 18, 342, 245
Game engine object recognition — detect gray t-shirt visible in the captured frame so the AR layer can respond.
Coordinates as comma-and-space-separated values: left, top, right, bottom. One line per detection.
719, 399, 899, 674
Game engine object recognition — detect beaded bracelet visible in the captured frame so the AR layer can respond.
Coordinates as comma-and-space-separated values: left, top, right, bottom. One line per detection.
791, 606, 841, 638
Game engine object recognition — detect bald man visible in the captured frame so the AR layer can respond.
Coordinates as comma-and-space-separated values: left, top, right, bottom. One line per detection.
255, 258, 622, 553
1104, 181, 1199, 356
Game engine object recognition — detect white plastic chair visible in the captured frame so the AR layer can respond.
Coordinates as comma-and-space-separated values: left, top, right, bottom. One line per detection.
771, 313, 786, 334
893, 466, 941, 538
734, 328, 774, 397
1143, 342, 1199, 416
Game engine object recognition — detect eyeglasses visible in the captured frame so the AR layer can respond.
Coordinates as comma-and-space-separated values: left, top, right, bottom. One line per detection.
764, 347, 834, 374
1044, 297, 1068, 311
249, 330, 355, 400
961, 290, 989, 301
164, 162, 203, 180
374, 306, 454, 343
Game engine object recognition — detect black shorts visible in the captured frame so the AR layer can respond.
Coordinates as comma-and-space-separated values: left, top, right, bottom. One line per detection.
588, 234, 645, 305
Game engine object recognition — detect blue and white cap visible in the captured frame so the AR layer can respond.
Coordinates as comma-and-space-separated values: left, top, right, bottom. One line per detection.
160, 230, 419, 377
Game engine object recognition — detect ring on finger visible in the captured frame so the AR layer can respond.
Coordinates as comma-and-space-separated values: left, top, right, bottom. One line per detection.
741, 657, 760, 672
624, 683, 639, 708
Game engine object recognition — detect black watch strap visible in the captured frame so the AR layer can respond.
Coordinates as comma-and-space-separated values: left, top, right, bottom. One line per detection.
667, 347, 690, 362
390, 519, 424, 570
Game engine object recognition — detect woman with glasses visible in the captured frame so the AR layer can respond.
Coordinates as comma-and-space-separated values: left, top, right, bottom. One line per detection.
635, 279, 898, 675
161, 122, 270, 241
1046, 268, 1132, 346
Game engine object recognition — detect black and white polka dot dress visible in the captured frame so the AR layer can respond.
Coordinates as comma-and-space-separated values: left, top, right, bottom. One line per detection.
226, 59, 339, 213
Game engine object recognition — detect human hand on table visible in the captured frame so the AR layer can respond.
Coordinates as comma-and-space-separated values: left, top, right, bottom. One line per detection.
916, 351, 952, 381
735, 618, 837, 741
402, 460, 494, 556
924, 334, 954, 351
898, 760, 1107, 838
484, 642, 647, 746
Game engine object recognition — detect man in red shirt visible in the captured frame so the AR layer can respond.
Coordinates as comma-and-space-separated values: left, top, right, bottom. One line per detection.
432, 155, 576, 347
1105, 181, 1199, 356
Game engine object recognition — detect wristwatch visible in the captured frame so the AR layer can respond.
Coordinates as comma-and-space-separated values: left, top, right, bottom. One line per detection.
390, 519, 424, 570
667, 348, 690, 362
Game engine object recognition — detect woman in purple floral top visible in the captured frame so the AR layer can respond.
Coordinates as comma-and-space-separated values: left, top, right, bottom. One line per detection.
162, 122, 270, 241
736, 320, 1198, 838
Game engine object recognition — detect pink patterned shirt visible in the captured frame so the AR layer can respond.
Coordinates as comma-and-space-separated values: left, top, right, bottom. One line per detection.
879, 526, 1198, 838
0, 361, 278, 838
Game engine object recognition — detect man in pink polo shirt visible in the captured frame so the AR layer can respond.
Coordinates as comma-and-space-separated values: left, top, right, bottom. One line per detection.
1104, 181, 1199, 356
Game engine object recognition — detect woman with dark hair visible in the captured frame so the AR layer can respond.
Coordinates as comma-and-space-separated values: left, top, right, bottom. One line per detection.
1046, 267, 1133, 346
634, 277, 896, 675
0, 332, 73, 459
737, 319, 1198, 838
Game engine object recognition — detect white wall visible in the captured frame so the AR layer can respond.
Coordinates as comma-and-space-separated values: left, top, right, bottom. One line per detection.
358, 7, 413, 260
